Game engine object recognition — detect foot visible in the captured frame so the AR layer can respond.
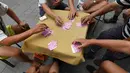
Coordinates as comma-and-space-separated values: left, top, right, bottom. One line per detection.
104, 18, 117, 23
86, 65, 96, 73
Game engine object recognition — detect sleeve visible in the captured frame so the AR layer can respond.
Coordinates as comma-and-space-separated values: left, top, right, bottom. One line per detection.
0, 2, 8, 16
39, 0, 47, 4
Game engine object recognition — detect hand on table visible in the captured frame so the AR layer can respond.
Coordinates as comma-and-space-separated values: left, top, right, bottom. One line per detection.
73, 38, 92, 49
54, 16, 63, 27
68, 9, 78, 20
31, 23, 48, 34
81, 15, 94, 25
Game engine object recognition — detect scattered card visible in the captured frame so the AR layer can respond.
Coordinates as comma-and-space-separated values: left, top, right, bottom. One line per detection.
76, 22, 82, 27
48, 40, 57, 51
62, 22, 72, 30
71, 42, 82, 53
70, 19, 75, 22
76, 22, 88, 27
42, 28, 53, 37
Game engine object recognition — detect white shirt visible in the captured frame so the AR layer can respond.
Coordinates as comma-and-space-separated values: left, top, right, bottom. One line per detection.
0, 2, 8, 16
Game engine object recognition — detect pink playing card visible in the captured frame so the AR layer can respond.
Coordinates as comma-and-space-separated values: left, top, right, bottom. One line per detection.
62, 22, 72, 30
48, 40, 57, 51
71, 42, 82, 53
42, 28, 53, 37
76, 22, 88, 27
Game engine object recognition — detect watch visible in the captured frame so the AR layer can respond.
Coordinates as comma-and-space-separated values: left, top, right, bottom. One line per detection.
93, 0, 96, 3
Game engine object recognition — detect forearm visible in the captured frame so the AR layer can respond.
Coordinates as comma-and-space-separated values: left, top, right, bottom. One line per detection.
68, 0, 76, 11
89, 39, 130, 54
7, 8, 21, 24
42, 4, 56, 18
0, 29, 33, 46
90, 2, 119, 17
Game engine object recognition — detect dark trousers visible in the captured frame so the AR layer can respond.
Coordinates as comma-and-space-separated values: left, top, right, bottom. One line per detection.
90, 25, 125, 61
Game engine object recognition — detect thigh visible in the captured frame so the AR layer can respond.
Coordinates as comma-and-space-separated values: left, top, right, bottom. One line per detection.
55, 2, 68, 10
99, 61, 128, 73
39, 64, 52, 73
97, 25, 125, 39
49, 62, 59, 73
0, 46, 20, 57
11, 23, 30, 35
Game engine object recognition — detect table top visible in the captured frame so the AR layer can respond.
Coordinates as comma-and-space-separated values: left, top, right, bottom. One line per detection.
22, 10, 89, 65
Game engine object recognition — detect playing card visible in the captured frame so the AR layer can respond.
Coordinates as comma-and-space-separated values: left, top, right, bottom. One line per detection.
71, 42, 82, 53
42, 28, 53, 37
48, 40, 57, 51
62, 22, 72, 30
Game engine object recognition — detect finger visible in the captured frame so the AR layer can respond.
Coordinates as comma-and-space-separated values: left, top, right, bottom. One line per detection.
81, 17, 85, 24
76, 12, 79, 17
68, 13, 71, 20
77, 44, 86, 49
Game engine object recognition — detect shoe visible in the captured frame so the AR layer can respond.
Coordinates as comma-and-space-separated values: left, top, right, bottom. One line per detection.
104, 18, 117, 23
86, 65, 96, 73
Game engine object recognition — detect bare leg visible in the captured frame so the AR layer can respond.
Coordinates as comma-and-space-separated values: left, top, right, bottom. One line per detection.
39, 64, 52, 73
49, 62, 59, 73
0, 46, 32, 63
11, 23, 30, 35
96, 60, 128, 73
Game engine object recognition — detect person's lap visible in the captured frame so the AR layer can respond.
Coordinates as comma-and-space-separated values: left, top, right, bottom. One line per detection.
39, 2, 68, 17
98, 60, 128, 73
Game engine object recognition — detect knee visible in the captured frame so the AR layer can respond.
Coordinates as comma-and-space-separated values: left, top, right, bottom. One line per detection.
11, 48, 21, 56
100, 60, 113, 69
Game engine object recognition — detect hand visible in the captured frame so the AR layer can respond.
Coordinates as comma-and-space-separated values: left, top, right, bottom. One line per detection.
19, 22, 30, 30
54, 16, 63, 27
68, 9, 78, 20
73, 38, 91, 49
81, 15, 94, 25
31, 23, 48, 34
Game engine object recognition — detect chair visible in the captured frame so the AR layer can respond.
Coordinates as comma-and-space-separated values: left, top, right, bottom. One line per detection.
0, 17, 21, 68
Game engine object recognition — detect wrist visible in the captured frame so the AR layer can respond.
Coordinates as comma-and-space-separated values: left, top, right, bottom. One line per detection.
87, 39, 96, 45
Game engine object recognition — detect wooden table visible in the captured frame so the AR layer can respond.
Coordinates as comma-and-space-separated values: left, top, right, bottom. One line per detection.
22, 10, 89, 65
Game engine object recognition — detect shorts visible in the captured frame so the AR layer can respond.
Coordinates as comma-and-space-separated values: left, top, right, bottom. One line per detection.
39, 2, 68, 17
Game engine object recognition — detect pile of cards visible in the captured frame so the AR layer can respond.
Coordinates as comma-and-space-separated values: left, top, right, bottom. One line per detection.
71, 42, 82, 53
62, 21, 72, 30
48, 40, 57, 51
42, 28, 53, 37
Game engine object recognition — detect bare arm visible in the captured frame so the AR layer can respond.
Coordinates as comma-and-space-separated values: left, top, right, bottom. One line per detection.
74, 39, 130, 55
68, 0, 78, 19
7, 8, 22, 25
68, 0, 75, 11
42, 3, 56, 18
91, 2, 120, 17
81, 2, 120, 24
0, 24, 47, 46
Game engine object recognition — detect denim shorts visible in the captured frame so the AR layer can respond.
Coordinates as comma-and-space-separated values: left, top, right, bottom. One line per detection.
39, 2, 68, 17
